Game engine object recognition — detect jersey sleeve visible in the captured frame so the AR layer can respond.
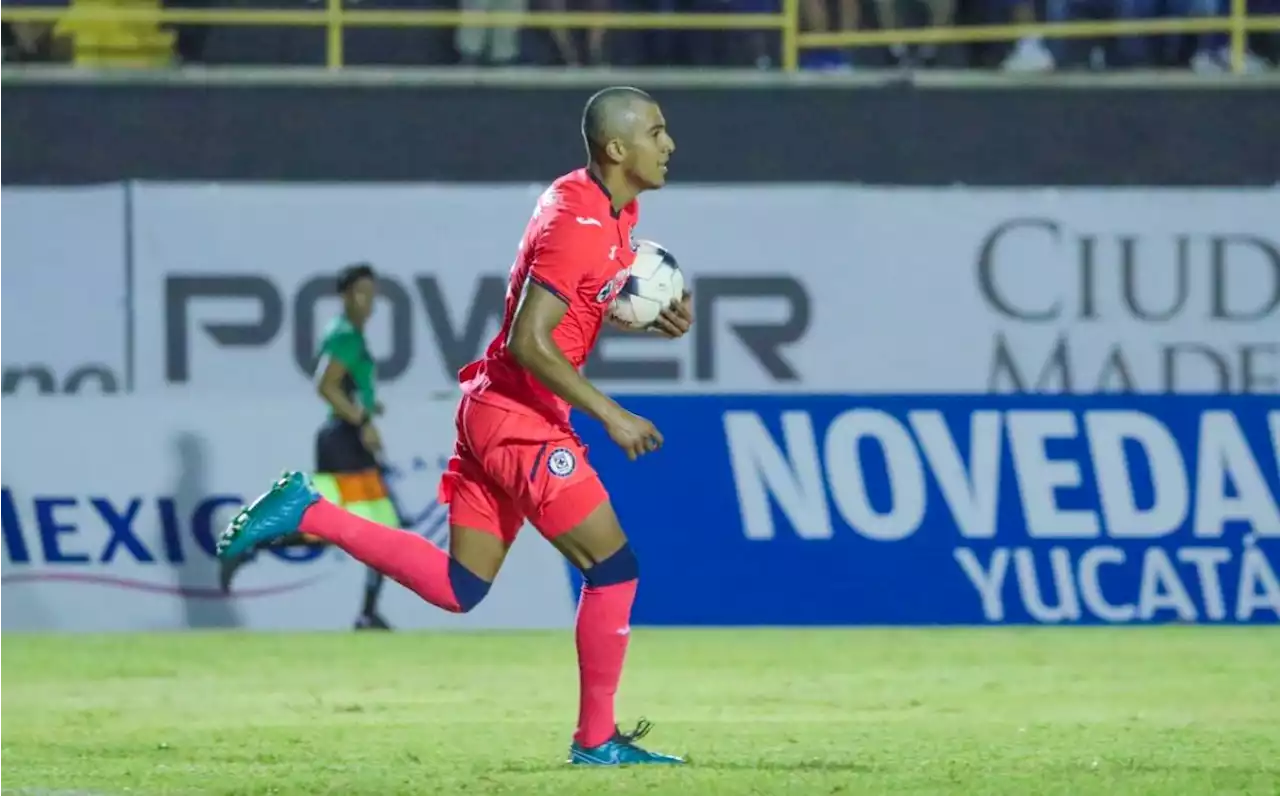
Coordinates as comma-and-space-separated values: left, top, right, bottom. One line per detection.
529, 207, 598, 304
321, 328, 364, 371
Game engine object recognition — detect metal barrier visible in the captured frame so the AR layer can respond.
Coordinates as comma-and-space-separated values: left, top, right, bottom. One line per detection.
3, 0, 1278, 73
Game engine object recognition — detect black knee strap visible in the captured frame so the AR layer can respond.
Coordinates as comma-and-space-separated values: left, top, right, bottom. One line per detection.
449, 559, 491, 612
581, 544, 639, 587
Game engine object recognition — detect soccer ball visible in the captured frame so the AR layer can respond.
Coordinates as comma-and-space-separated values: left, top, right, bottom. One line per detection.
609, 240, 685, 329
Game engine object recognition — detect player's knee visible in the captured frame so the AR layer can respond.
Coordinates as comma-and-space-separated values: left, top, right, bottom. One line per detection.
448, 558, 492, 613
580, 543, 639, 587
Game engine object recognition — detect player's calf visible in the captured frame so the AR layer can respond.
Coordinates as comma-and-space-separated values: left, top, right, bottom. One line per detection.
539, 499, 685, 766
296, 500, 495, 614
219, 472, 495, 614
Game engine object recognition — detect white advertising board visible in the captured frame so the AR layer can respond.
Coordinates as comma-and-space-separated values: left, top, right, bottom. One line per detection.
1, 185, 130, 397
128, 183, 1280, 396
4, 183, 1276, 399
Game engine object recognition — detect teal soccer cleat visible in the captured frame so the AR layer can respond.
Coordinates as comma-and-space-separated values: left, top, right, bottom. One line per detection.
569, 720, 685, 766
217, 471, 321, 561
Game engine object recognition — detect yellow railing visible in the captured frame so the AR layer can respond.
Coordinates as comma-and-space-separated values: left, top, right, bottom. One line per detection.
3, 0, 1277, 74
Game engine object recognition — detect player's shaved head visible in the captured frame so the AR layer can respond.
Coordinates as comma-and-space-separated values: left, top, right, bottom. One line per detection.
581, 86, 656, 162
580, 85, 672, 197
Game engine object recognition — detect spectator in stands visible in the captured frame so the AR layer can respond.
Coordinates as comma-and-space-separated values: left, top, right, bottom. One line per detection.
799, 0, 859, 69
541, 0, 612, 65
1039, 0, 1259, 68
1181, 0, 1273, 72
166, 0, 210, 64
0, 0, 71, 62
999, 0, 1054, 71
692, 0, 779, 69
2, 22, 14, 59
1041, 0, 1163, 68
456, 0, 525, 65
876, 0, 957, 67
564, 0, 775, 70
1251, 0, 1280, 65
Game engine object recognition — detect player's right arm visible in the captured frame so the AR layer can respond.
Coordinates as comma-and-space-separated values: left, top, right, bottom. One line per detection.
507, 214, 663, 460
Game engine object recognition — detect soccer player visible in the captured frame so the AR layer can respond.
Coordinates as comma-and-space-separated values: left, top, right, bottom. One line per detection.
217, 86, 690, 766
219, 263, 400, 631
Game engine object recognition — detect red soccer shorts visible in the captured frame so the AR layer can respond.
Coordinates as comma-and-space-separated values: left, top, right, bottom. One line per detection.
437, 395, 609, 545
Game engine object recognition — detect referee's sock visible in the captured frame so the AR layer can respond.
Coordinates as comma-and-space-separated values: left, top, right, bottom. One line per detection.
298, 499, 489, 613
361, 567, 385, 616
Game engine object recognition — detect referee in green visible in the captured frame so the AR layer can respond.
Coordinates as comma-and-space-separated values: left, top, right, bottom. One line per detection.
219, 263, 401, 631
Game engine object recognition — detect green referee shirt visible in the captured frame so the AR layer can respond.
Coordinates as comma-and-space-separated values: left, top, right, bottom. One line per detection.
318, 314, 377, 418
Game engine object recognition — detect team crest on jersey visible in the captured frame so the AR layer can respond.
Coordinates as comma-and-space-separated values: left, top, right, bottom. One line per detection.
547, 447, 577, 478
594, 267, 631, 304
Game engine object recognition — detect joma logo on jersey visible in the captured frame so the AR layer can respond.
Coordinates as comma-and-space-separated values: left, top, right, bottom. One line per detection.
595, 268, 631, 304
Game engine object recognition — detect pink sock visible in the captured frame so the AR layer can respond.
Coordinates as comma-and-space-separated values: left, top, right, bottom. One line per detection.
299, 498, 463, 612
573, 580, 638, 748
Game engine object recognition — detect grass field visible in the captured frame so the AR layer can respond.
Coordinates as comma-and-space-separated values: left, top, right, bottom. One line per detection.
3, 628, 1278, 795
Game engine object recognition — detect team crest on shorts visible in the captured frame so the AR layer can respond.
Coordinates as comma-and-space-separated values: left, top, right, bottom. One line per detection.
547, 447, 577, 478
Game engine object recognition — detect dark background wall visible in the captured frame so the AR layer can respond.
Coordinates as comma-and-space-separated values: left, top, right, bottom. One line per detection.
3, 79, 1279, 185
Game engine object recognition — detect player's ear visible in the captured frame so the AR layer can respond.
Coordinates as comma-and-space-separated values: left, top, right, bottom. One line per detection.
605, 138, 626, 164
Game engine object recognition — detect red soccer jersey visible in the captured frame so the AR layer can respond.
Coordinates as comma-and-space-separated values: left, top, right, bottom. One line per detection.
457, 168, 639, 430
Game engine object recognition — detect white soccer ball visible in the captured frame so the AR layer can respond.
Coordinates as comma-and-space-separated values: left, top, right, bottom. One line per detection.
609, 240, 685, 330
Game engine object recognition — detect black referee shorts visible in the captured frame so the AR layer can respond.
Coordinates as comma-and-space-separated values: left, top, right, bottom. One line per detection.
315, 417, 379, 474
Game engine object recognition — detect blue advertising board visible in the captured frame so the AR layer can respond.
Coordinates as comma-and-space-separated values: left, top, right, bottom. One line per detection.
575, 395, 1280, 626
